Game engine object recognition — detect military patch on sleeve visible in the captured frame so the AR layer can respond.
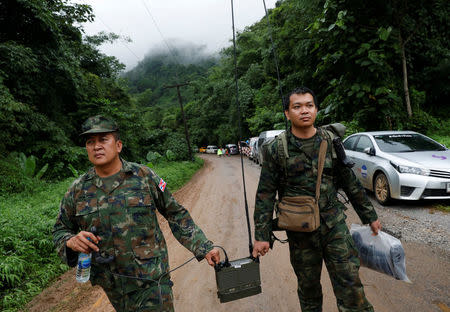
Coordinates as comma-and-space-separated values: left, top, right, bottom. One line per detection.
158, 178, 167, 192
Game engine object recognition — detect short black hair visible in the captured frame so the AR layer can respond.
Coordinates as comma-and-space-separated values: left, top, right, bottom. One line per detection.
111, 131, 120, 141
283, 87, 319, 111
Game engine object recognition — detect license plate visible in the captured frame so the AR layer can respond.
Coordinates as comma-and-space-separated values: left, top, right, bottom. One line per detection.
447, 183, 450, 193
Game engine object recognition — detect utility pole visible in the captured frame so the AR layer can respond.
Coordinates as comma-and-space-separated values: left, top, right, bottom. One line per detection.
163, 82, 193, 161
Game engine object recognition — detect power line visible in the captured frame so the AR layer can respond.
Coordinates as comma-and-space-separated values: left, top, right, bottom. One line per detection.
96, 15, 141, 62
140, 0, 183, 70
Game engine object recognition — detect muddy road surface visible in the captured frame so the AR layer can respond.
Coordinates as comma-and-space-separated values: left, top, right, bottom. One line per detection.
26, 154, 449, 312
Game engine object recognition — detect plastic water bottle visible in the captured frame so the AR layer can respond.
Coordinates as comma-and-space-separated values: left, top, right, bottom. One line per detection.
76, 252, 91, 283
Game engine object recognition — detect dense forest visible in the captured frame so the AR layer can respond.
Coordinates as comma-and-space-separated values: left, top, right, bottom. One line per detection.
0, 0, 449, 310
1, 0, 449, 192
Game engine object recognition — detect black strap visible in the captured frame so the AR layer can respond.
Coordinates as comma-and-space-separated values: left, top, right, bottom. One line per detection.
230, 0, 253, 256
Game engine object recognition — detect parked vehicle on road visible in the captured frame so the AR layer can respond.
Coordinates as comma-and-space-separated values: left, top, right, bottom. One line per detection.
199, 147, 207, 153
343, 131, 450, 204
257, 129, 285, 165
226, 144, 239, 155
206, 145, 218, 154
249, 137, 259, 161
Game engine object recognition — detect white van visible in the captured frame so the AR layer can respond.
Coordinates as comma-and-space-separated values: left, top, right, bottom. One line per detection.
257, 130, 285, 165
249, 137, 259, 162
206, 145, 218, 154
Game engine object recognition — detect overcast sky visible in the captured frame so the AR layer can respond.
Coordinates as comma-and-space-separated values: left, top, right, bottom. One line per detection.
72, 0, 278, 70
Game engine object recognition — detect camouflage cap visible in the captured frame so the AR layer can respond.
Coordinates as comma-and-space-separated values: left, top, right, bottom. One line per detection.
80, 115, 119, 136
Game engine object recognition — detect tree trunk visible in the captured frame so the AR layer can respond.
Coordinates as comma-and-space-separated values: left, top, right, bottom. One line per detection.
400, 34, 412, 118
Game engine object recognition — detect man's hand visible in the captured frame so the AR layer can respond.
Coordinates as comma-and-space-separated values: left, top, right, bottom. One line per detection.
370, 219, 382, 235
252, 240, 270, 258
66, 231, 100, 254
205, 248, 220, 266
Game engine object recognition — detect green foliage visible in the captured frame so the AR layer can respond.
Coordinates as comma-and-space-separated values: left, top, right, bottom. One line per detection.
145, 0, 446, 143
146, 151, 163, 164
67, 164, 79, 178
427, 119, 450, 147
0, 179, 72, 311
165, 150, 176, 161
339, 120, 364, 137
16, 153, 48, 180
163, 132, 190, 161
0, 156, 204, 311
429, 134, 450, 148
0, 157, 34, 194
431, 204, 450, 213
0, 0, 129, 179
404, 109, 440, 133
150, 157, 204, 192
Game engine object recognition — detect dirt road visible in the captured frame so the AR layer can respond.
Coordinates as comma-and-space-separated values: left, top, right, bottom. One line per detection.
26, 155, 449, 312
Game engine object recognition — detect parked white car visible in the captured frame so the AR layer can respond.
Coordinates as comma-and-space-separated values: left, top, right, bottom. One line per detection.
206, 145, 218, 154
343, 131, 450, 204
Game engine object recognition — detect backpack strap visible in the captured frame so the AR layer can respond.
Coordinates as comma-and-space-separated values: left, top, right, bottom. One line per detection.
315, 139, 328, 202
276, 131, 288, 179
319, 122, 347, 160
321, 129, 337, 159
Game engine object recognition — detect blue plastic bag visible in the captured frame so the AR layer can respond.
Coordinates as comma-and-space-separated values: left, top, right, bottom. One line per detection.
350, 224, 411, 283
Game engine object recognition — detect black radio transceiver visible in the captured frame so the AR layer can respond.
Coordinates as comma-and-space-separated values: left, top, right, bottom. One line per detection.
214, 250, 262, 303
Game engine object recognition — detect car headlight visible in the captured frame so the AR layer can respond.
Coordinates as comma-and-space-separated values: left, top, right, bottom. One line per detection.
390, 162, 430, 176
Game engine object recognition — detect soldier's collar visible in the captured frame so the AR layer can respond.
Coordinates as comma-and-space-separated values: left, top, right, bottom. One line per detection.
288, 128, 319, 141
84, 158, 133, 180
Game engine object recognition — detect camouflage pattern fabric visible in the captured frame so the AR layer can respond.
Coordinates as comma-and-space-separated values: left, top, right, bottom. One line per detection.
106, 278, 174, 312
254, 128, 378, 242
253, 128, 378, 311
80, 115, 119, 136
288, 220, 373, 312
53, 160, 213, 311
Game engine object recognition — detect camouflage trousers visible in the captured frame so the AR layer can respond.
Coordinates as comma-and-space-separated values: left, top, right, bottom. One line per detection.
287, 219, 374, 312
104, 279, 174, 312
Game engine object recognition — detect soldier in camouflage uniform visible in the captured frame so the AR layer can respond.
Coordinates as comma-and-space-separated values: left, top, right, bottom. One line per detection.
53, 116, 220, 312
252, 87, 382, 312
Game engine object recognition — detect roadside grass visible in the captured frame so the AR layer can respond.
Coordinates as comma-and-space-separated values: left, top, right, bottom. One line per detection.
430, 204, 450, 214
428, 119, 450, 147
0, 179, 72, 312
150, 157, 204, 192
0, 157, 204, 312
428, 134, 450, 148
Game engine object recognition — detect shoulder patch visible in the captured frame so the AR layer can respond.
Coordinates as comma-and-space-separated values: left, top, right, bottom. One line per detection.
158, 178, 167, 192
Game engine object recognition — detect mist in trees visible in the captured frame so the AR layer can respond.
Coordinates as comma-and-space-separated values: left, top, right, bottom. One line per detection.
1, 0, 448, 188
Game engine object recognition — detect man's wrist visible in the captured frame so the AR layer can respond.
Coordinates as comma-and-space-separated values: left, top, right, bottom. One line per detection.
194, 240, 214, 261
255, 230, 271, 242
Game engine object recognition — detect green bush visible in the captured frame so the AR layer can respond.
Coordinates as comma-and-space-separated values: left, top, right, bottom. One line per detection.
16, 153, 48, 180
430, 135, 450, 148
404, 109, 440, 133
163, 132, 190, 161
150, 156, 204, 192
0, 157, 205, 311
0, 179, 72, 311
426, 119, 450, 148
0, 157, 34, 194
339, 120, 364, 137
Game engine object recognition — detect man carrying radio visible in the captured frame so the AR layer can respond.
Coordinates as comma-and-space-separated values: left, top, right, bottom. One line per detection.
252, 87, 382, 312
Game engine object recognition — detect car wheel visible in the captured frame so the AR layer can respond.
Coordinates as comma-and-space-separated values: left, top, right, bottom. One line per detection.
374, 172, 391, 205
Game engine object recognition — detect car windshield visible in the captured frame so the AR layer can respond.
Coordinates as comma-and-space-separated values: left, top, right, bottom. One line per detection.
374, 134, 446, 152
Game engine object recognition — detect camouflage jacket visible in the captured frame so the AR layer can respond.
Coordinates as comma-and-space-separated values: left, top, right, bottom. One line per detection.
53, 160, 213, 292
254, 128, 378, 242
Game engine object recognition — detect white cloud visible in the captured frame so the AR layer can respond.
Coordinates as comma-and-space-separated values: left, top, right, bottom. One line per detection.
72, 0, 278, 70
